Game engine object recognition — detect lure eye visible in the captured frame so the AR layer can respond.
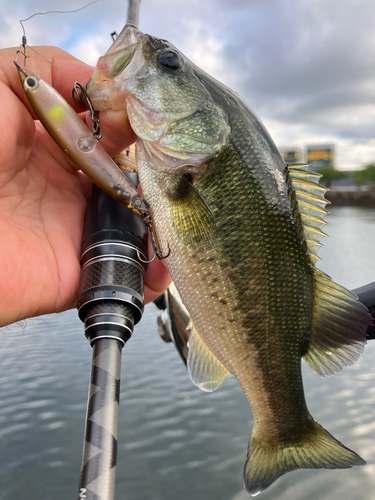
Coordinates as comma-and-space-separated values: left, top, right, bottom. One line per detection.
157, 50, 182, 71
24, 76, 38, 90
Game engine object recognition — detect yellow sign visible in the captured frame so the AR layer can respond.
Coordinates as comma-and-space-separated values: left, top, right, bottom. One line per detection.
306, 146, 335, 167
307, 149, 334, 162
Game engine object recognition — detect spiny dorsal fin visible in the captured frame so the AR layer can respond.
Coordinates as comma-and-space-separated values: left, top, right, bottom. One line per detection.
286, 163, 330, 261
286, 164, 371, 376
187, 323, 230, 392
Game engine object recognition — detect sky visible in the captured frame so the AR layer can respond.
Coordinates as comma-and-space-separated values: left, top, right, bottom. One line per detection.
1, 0, 375, 170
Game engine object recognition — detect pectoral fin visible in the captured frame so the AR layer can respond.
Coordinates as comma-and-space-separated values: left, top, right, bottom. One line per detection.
187, 324, 230, 392
170, 176, 216, 246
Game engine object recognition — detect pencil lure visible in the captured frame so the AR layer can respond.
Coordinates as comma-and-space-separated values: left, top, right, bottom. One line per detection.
14, 62, 148, 216
85, 25, 372, 495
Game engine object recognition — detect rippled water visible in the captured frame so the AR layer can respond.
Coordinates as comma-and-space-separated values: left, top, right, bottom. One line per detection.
0, 206, 374, 500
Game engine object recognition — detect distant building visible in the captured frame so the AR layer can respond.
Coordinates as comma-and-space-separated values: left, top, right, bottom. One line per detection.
306, 144, 335, 169
280, 148, 303, 164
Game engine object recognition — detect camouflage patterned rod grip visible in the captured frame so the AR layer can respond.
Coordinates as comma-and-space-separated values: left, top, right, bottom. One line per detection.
79, 338, 122, 500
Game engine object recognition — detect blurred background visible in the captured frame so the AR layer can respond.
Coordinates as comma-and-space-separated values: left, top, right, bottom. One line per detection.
0, 1, 374, 499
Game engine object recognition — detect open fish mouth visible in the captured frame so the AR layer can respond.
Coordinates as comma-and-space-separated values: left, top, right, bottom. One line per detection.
86, 24, 143, 110
85, 24, 229, 170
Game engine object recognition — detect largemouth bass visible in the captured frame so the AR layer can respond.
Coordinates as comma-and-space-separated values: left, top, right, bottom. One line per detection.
86, 25, 371, 495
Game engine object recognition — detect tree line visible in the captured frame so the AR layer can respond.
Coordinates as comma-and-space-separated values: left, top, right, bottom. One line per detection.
315, 164, 375, 187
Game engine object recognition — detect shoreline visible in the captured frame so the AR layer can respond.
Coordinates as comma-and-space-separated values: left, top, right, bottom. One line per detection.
326, 187, 375, 207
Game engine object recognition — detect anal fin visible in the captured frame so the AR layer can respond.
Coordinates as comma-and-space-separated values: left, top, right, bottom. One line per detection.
187, 324, 230, 392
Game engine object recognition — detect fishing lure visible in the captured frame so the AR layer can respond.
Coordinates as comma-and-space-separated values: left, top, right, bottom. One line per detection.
14, 59, 148, 215
14, 54, 169, 259
13, 2, 168, 258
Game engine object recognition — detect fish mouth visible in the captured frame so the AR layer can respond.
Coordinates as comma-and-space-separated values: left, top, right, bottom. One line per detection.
86, 24, 144, 111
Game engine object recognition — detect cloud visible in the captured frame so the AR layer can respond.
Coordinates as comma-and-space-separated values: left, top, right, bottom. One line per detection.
0, 0, 374, 169
218, 1, 375, 148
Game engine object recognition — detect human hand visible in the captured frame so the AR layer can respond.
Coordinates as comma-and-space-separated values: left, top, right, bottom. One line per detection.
0, 46, 171, 327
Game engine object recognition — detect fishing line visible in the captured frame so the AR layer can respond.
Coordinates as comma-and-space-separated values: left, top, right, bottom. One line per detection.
19, 0, 101, 39
17, 0, 100, 66
17, 45, 58, 69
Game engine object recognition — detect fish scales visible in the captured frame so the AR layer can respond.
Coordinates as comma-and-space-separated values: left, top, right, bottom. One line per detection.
136, 71, 314, 430
86, 24, 371, 495
137, 135, 314, 433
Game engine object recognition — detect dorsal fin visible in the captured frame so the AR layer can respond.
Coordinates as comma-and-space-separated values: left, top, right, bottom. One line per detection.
286, 163, 330, 262
286, 163, 371, 376
304, 269, 371, 376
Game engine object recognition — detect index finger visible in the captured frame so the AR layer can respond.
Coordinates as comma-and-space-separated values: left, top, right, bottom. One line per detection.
1, 46, 136, 156
1, 46, 93, 111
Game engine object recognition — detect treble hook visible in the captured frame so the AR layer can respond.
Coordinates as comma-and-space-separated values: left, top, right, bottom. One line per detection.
141, 211, 170, 261
72, 82, 102, 140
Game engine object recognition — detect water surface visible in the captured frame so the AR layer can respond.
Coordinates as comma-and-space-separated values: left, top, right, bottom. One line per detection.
0, 206, 374, 499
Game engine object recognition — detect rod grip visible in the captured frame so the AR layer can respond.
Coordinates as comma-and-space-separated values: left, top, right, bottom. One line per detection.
77, 182, 148, 345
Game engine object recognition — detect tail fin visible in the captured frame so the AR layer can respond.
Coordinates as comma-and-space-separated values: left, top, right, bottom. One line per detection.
244, 420, 365, 496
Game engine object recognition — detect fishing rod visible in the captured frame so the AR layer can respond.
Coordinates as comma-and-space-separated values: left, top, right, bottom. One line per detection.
77, 178, 148, 500
16, 31, 149, 500
126, 0, 141, 28
13, 4, 150, 498
77, 4, 145, 500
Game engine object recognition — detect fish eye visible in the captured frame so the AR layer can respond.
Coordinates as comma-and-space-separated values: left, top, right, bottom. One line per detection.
157, 50, 182, 71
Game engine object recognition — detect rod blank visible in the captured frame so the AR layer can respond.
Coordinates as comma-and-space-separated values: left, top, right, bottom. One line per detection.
126, 0, 141, 27
79, 339, 122, 500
